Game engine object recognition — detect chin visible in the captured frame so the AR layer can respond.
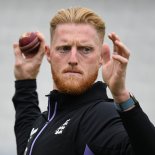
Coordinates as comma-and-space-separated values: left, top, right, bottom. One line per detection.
53, 74, 98, 95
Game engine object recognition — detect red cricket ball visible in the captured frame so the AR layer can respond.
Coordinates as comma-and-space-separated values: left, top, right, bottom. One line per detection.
19, 32, 41, 56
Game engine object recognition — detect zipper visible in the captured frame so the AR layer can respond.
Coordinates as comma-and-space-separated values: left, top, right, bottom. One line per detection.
28, 97, 57, 155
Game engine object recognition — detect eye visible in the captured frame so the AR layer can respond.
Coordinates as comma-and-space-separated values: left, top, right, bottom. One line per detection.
78, 46, 93, 54
56, 46, 71, 53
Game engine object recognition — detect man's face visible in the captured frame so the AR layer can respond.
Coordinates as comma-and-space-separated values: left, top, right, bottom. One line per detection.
47, 23, 103, 94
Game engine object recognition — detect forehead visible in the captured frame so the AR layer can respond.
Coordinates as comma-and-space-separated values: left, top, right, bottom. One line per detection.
52, 23, 100, 44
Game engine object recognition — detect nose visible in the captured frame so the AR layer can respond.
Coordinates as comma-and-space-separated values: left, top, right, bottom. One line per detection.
68, 47, 78, 67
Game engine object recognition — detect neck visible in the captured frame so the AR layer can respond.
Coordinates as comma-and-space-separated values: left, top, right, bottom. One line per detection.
53, 82, 58, 90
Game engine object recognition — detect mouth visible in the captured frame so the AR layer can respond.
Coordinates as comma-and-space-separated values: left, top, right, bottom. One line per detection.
63, 69, 83, 75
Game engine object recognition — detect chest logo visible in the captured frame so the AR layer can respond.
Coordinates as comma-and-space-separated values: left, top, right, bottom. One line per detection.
24, 128, 38, 155
30, 128, 38, 137
55, 119, 71, 135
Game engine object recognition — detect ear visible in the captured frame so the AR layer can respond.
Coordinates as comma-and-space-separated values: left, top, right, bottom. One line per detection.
99, 48, 103, 67
99, 45, 104, 67
45, 45, 51, 63
101, 43, 111, 65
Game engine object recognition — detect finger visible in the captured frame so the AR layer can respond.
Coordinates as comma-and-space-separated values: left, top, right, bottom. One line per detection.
102, 43, 111, 65
34, 32, 46, 59
108, 32, 130, 59
108, 32, 120, 53
36, 31, 45, 42
115, 40, 130, 59
112, 54, 128, 66
34, 43, 45, 60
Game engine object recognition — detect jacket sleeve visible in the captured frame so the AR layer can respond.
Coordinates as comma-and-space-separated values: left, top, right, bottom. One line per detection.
80, 101, 135, 155
119, 105, 155, 155
12, 79, 41, 155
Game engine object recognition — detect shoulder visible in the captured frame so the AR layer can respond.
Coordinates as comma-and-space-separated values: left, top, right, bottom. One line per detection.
85, 100, 119, 120
80, 100, 122, 131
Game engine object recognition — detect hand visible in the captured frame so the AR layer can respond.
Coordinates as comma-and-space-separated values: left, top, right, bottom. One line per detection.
13, 32, 46, 80
102, 32, 130, 103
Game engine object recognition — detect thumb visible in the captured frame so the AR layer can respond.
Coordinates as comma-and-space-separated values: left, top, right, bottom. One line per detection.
102, 43, 111, 65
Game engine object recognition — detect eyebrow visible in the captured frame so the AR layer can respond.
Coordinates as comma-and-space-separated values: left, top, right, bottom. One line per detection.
58, 39, 96, 46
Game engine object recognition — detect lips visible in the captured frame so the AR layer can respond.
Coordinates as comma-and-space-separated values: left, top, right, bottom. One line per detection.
63, 69, 83, 75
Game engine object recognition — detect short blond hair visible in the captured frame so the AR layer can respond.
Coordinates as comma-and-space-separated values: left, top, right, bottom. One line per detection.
50, 7, 106, 42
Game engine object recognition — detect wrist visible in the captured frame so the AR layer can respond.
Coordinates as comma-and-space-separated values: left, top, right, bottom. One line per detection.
15, 73, 37, 80
113, 90, 130, 103
114, 92, 139, 112
115, 97, 135, 112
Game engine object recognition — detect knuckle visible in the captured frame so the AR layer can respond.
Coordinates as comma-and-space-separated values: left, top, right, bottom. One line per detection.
15, 61, 22, 68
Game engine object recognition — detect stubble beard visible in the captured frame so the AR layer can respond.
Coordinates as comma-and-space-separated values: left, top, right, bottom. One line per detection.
52, 67, 98, 95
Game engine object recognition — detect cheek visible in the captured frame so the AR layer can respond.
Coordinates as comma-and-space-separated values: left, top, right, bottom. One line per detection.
84, 59, 99, 75
51, 53, 59, 64
51, 55, 65, 72
86, 56, 100, 68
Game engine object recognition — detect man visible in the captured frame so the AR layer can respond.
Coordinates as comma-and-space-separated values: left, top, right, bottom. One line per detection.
12, 7, 155, 155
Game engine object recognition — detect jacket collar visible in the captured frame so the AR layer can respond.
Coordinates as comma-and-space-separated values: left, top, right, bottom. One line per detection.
46, 81, 109, 110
